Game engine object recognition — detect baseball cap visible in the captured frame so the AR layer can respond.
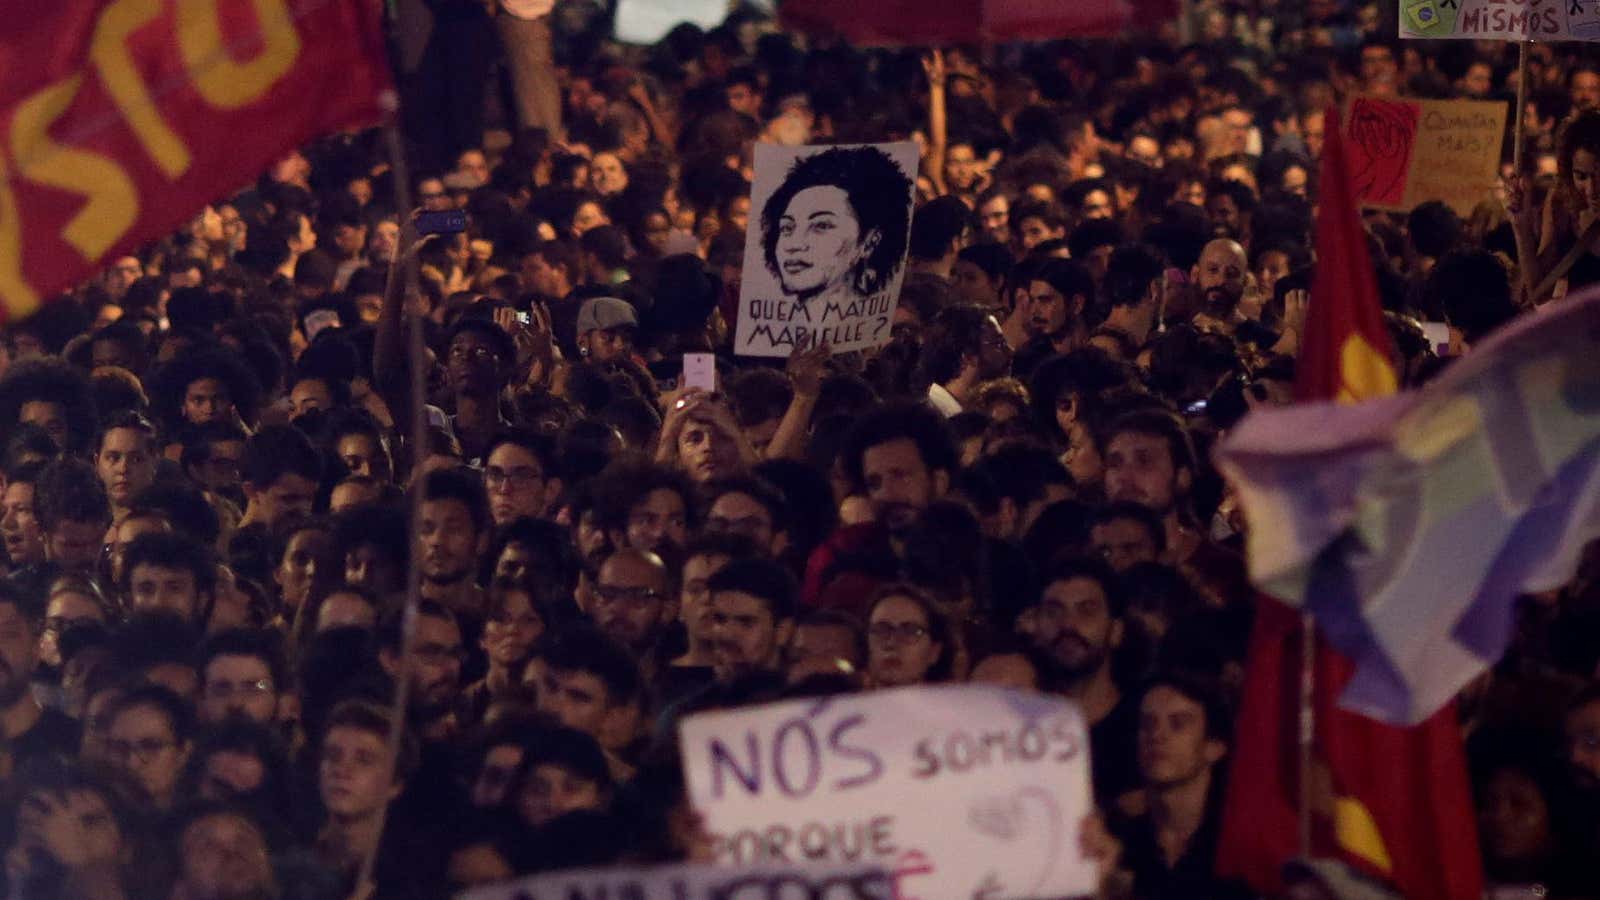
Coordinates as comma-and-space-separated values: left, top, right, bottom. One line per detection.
576, 296, 638, 336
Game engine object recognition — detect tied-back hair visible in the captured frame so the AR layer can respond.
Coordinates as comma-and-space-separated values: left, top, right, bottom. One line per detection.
760, 146, 914, 297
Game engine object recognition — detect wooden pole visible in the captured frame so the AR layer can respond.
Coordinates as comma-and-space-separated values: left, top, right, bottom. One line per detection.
1298, 609, 1315, 859
1514, 41, 1530, 174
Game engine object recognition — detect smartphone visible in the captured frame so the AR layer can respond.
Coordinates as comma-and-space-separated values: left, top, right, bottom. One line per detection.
516, 310, 531, 326
416, 209, 467, 235
1420, 321, 1450, 356
683, 352, 716, 392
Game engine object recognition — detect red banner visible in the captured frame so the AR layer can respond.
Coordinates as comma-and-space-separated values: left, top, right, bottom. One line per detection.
780, 0, 1130, 45
0, 0, 393, 322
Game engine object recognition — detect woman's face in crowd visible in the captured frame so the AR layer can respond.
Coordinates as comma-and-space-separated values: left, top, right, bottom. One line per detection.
572, 201, 610, 236
183, 378, 233, 426
1063, 422, 1104, 488
867, 594, 941, 687
776, 186, 871, 298
276, 527, 335, 612
1256, 250, 1291, 299
178, 812, 273, 897
518, 764, 603, 826
1478, 768, 1553, 867
1572, 148, 1600, 209
320, 726, 398, 819
39, 590, 106, 669
14, 786, 124, 870
644, 211, 672, 254
484, 589, 543, 668
106, 704, 189, 805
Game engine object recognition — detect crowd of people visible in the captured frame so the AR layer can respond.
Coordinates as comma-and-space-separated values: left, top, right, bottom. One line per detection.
2, 0, 1600, 897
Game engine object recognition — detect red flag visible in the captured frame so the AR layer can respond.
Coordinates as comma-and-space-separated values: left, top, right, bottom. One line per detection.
780, 0, 1130, 45
1215, 109, 1483, 899
0, 1, 392, 323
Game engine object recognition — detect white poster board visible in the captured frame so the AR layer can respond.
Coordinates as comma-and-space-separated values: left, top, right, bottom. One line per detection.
1399, 0, 1600, 40
615, 0, 730, 46
459, 860, 888, 900
679, 685, 1097, 900
733, 141, 920, 358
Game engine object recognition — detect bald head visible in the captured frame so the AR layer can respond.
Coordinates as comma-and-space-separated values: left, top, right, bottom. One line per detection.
593, 548, 673, 650
1193, 239, 1247, 315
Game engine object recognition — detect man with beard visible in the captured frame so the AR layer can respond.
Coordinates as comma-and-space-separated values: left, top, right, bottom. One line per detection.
1189, 239, 1249, 337
378, 601, 463, 743
1032, 556, 1137, 801
706, 557, 797, 684
803, 403, 959, 610
1204, 179, 1255, 244
415, 468, 491, 623
0, 584, 79, 777
914, 304, 1014, 417
1101, 411, 1247, 608
1012, 259, 1094, 378
593, 460, 696, 563
590, 548, 674, 673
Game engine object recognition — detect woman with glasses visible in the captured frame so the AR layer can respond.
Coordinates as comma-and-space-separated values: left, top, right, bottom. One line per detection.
864, 584, 953, 689
38, 573, 117, 671
102, 684, 194, 812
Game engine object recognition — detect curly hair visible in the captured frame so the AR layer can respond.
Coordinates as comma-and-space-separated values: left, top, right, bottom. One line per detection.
760, 146, 914, 297
0, 358, 99, 454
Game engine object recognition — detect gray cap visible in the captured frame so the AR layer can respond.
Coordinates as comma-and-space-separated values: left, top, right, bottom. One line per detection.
576, 296, 638, 336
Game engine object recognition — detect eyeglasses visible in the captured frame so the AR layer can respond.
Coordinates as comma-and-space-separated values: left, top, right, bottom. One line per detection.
205, 679, 274, 701
707, 515, 770, 536
485, 466, 542, 489
593, 583, 662, 609
868, 622, 931, 644
106, 737, 175, 764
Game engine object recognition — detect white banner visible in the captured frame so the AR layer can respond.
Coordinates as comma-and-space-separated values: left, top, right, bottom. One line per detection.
733, 141, 919, 358
459, 860, 889, 900
679, 685, 1097, 900
1400, 0, 1600, 41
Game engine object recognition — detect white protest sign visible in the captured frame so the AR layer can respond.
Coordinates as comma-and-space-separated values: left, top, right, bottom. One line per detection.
1399, 0, 1600, 41
459, 860, 889, 900
615, 0, 731, 45
679, 685, 1096, 900
734, 141, 920, 358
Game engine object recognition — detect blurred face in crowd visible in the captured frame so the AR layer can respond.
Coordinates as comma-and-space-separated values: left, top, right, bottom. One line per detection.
727, 81, 762, 118
194, 437, 245, 496
624, 488, 688, 557
275, 526, 336, 613
776, 186, 873, 300
1079, 189, 1113, 220
1016, 216, 1061, 251
97, 427, 157, 510
1255, 249, 1292, 299
1575, 70, 1600, 112
184, 378, 233, 426
677, 415, 742, 483
1104, 430, 1186, 516
867, 594, 942, 688
1571, 149, 1600, 211
572, 201, 610, 237
1360, 44, 1398, 91
483, 589, 542, 670
128, 563, 205, 623
1035, 575, 1121, 679
1092, 517, 1161, 572
1126, 135, 1162, 168
1478, 767, 1554, 870
1, 480, 45, 567
419, 178, 450, 212
344, 542, 401, 596
1302, 114, 1325, 159
952, 257, 1001, 308
47, 517, 104, 573
470, 743, 525, 808
12, 785, 125, 873
401, 613, 464, 718
680, 552, 731, 654
1192, 239, 1247, 316
106, 256, 143, 297
485, 442, 552, 525
861, 437, 947, 533
248, 473, 317, 531
336, 432, 390, 483
788, 620, 861, 679
39, 588, 105, 669
979, 194, 1008, 244
457, 149, 490, 186
592, 551, 671, 651
970, 652, 1039, 690
1138, 685, 1223, 788
20, 400, 68, 449
709, 589, 791, 681
317, 590, 377, 632
447, 331, 505, 397
0, 602, 38, 707
519, 764, 604, 827
539, 667, 613, 738
201, 653, 278, 725
591, 152, 628, 196
945, 143, 980, 192
289, 379, 334, 418
1026, 278, 1074, 339
320, 726, 399, 820
419, 497, 480, 586
108, 515, 167, 586
107, 703, 189, 806
706, 492, 777, 552
1566, 698, 1600, 788
176, 812, 274, 899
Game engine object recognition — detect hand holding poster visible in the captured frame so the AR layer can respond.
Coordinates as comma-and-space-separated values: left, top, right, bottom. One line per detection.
1345, 95, 1506, 217
679, 685, 1097, 900
733, 141, 920, 358
458, 860, 888, 900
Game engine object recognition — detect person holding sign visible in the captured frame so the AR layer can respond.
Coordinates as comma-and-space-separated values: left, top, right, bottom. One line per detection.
1511, 110, 1600, 302
760, 147, 915, 312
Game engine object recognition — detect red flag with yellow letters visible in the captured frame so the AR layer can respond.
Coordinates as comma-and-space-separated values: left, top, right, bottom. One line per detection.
1215, 109, 1483, 899
0, 0, 392, 322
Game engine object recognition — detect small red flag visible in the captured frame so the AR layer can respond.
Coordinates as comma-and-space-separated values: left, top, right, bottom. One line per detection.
1215, 108, 1483, 900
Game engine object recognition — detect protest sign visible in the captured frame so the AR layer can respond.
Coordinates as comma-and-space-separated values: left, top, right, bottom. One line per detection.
1399, 0, 1600, 41
733, 141, 920, 358
679, 685, 1097, 900
459, 860, 889, 900
1345, 95, 1506, 217
616, 0, 730, 45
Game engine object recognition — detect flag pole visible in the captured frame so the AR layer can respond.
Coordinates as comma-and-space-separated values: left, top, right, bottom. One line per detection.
1298, 610, 1315, 859
1514, 41, 1530, 173
355, 122, 428, 895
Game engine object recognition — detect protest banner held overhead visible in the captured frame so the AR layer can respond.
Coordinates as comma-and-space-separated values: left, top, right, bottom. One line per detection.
0, 1, 391, 323
1399, 0, 1600, 40
679, 685, 1097, 900
459, 860, 891, 900
733, 141, 919, 358
1344, 95, 1506, 217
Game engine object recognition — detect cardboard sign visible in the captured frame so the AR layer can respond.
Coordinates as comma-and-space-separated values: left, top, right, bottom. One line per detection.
679, 685, 1097, 900
734, 142, 920, 358
1346, 96, 1506, 217
458, 861, 889, 900
1400, 0, 1600, 41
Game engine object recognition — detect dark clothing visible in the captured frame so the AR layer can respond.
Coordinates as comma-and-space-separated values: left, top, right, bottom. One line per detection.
7, 705, 81, 774
1114, 781, 1250, 900
1090, 692, 1139, 803
1565, 251, 1600, 295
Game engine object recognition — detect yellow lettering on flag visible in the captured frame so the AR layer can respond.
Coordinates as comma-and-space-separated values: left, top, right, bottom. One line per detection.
91, 0, 192, 179
177, 0, 301, 109
1337, 333, 1399, 403
1334, 796, 1395, 874
0, 154, 39, 319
